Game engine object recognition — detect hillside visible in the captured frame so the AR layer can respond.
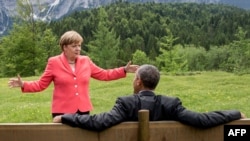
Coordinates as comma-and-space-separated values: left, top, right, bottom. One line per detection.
0, 0, 250, 36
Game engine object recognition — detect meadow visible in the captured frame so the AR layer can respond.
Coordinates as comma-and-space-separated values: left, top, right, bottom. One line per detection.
0, 71, 249, 123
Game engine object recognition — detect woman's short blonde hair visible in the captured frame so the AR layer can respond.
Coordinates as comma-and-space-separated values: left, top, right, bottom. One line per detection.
59, 30, 83, 50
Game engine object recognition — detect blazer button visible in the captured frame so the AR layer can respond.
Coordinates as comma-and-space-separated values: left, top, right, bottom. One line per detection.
75, 93, 78, 96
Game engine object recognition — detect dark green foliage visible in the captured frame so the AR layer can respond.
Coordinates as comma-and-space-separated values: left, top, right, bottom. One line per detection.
87, 8, 120, 68
155, 29, 188, 73
48, 2, 250, 67
0, 24, 45, 76
182, 45, 207, 71
0, 0, 59, 77
205, 46, 231, 71
1, 2, 250, 77
132, 50, 150, 65
227, 27, 250, 74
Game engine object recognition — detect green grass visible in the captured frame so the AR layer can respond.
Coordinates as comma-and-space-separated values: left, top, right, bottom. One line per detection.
0, 71, 250, 123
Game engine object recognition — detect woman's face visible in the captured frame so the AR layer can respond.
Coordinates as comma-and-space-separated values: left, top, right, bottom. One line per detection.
63, 42, 81, 60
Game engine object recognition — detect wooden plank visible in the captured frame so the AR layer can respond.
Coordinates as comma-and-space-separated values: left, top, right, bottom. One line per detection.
1, 119, 250, 141
150, 122, 221, 141
0, 123, 98, 141
100, 122, 138, 141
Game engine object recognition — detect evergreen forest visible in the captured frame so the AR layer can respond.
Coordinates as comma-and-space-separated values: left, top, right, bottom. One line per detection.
0, 2, 250, 77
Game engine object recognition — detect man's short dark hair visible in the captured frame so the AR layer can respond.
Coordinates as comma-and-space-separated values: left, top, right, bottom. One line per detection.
137, 64, 160, 90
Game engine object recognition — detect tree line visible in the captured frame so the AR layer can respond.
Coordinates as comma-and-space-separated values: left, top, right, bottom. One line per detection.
0, 1, 250, 77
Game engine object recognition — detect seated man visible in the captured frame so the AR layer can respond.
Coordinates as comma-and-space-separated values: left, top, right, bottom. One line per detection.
53, 64, 245, 131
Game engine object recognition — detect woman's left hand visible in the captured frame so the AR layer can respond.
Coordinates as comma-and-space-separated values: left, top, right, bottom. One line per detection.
124, 61, 139, 73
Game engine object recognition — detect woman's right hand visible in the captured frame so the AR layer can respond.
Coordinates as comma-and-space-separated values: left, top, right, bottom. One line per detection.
8, 74, 23, 88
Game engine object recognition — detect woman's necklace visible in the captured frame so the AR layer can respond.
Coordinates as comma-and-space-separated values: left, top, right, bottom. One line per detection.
68, 60, 75, 72
68, 60, 75, 64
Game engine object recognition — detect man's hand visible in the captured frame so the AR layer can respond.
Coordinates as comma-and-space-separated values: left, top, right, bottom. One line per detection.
53, 115, 62, 123
240, 112, 247, 119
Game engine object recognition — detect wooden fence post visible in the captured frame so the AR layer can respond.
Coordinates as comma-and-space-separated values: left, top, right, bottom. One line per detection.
138, 109, 149, 141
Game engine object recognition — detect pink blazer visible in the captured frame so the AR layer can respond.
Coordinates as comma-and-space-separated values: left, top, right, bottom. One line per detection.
22, 53, 126, 113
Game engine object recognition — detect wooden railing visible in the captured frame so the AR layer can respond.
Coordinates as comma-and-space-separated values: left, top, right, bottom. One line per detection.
0, 110, 249, 141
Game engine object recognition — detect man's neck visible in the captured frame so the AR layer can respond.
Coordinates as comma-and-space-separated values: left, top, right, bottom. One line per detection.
138, 89, 153, 93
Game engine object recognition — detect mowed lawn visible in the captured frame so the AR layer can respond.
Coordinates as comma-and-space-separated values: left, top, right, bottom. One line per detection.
0, 71, 249, 123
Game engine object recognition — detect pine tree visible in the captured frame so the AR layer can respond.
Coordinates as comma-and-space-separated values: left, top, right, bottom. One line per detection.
156, 29, 187, 73
87, 8, 120, 68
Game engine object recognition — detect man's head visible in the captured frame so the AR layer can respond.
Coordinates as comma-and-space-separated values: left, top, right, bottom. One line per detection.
133, 64, 160, 94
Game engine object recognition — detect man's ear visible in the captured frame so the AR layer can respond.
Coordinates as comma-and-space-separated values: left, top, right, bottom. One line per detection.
136, 77, 142, 86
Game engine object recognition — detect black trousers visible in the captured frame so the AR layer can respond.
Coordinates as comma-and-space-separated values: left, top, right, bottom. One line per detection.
52, 110, 90, 118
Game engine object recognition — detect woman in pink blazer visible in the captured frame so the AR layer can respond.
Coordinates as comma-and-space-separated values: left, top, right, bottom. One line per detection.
8, 30, 139, 117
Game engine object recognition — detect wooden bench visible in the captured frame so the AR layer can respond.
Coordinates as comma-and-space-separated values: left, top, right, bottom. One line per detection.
0, 110, 249, 141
